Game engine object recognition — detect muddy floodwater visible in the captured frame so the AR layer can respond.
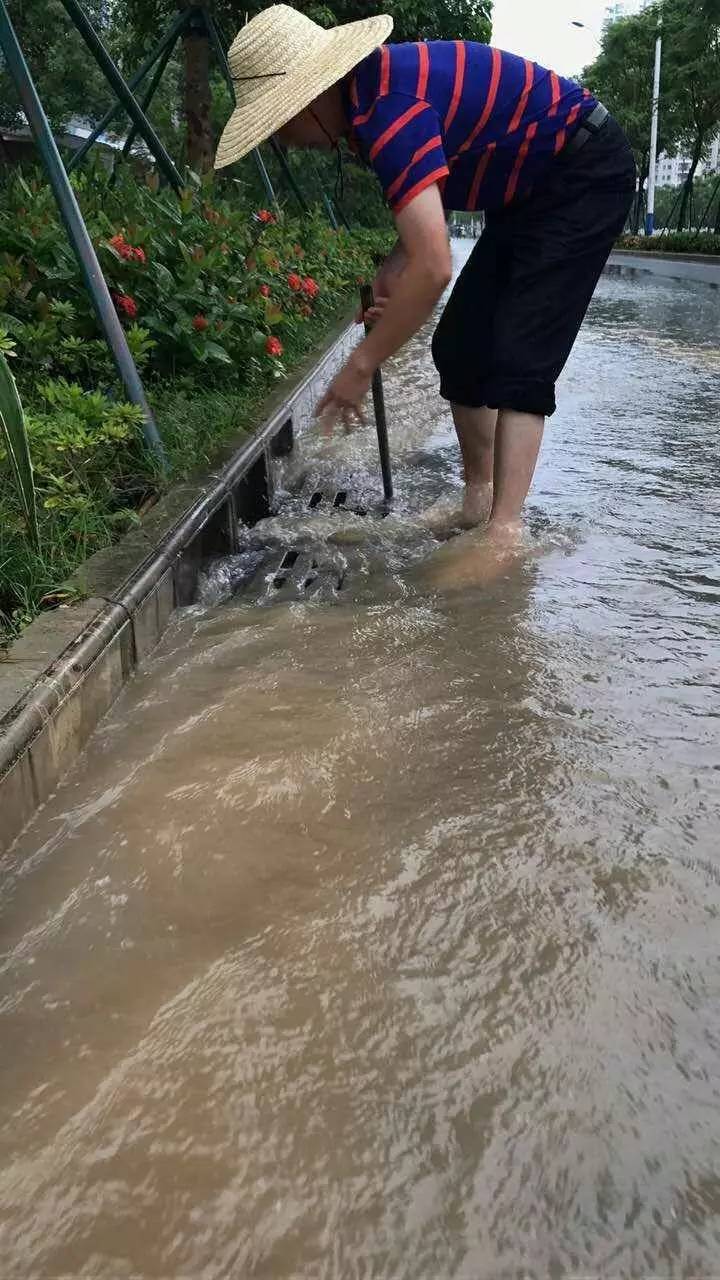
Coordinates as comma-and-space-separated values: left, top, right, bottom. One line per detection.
1, 248, 720, 1278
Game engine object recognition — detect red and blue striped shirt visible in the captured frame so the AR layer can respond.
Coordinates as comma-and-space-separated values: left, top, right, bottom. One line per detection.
343, 42, 597, 214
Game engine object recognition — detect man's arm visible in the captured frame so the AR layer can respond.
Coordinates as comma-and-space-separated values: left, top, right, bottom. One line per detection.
360, 185, 451, 366
316, 184, 452, 426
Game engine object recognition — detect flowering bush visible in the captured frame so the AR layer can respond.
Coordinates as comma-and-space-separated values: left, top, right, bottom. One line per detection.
0, 166, 390, 403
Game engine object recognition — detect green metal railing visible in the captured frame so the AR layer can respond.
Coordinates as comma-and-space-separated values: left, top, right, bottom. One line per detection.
0, 0, 165, 459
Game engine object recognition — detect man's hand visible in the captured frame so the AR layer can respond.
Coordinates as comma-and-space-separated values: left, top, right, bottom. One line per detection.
356, 241, 407, 324
314, 350, 372, 435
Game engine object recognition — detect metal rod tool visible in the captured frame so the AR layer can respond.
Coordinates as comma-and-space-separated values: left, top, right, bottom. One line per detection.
360, 284, 393, 503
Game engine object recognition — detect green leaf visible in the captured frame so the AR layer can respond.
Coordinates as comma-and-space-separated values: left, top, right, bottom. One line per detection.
0, 351, 39, 550
0, 312, 26, 337
150, 262, 175, 296
204, 341, 233, 364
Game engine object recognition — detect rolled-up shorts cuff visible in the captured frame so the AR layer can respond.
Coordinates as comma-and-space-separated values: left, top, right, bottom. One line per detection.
438, 376, 556, 418
437, 376, 490, 409
484, 377, 556, 417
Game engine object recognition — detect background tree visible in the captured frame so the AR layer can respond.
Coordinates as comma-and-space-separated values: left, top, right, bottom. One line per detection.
0, 0, 110, 133
584, 0, 720, 232
655, 0, 720, 229
583, 9, 679, 231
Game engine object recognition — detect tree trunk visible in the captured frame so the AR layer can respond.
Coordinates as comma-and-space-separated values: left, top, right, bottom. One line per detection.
181, 7, 213, 174
677, 133, 705, 231
634, 158, 649, 232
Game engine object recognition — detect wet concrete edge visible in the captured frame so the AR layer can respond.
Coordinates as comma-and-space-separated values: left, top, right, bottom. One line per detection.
0, 310, 360, 854
608, 250, 720, 288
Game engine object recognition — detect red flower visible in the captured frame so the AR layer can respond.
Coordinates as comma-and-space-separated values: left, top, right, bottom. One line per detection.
302, 276, 319, 299
256, 209, 276, 224
259, 283, 271, 297
192, 313, 209, 332
265, 335, 283, 357
287, 272, 302, 292
108, 233, 134, 260
112, 292, 137, 319
109, 233, 146, 263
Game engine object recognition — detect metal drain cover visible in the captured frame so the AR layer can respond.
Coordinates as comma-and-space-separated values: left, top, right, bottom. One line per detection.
306, 487, 368, 516
239, 546, 345, 603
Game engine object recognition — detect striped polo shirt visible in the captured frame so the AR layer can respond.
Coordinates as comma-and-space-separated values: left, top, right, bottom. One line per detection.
343, 42, 597, 214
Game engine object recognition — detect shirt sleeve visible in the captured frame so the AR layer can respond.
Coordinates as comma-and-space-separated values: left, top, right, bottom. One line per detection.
354, 93, 449, 214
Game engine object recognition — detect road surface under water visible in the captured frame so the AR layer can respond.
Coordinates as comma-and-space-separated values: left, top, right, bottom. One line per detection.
1, 248, 720, 1278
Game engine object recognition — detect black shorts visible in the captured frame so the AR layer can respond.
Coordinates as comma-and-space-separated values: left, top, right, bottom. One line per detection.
431, 116, 637, 417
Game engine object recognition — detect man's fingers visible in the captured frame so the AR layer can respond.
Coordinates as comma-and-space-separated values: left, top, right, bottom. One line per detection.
341, 403, 366, 432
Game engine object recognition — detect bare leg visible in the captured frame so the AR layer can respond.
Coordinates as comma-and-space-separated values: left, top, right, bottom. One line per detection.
414, 408, 545, 590
419, 403, 497, 533
487, 409, 544, 539
452, 402, 497, 526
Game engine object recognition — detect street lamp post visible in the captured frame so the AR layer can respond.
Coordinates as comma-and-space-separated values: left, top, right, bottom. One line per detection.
645, 15, 663, 236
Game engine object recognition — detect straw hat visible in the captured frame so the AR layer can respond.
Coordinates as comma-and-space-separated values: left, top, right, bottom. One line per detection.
215, 4, 393, 169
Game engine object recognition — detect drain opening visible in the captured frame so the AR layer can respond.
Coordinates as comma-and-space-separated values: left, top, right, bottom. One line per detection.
333, 491, 347, 508
309, 491, 323, 509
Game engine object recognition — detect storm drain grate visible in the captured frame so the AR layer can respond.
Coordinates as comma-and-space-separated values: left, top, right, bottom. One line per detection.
306, 488, 368, 517
240, 546, 345, 603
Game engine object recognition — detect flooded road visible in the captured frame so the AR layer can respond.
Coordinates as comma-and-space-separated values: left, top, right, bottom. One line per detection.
1, 248, 720, 1277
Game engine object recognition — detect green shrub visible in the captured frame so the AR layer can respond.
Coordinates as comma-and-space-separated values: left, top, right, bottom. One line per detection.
618, 232, 720, 256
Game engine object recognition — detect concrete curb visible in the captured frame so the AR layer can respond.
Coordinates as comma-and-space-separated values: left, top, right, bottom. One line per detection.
607, 249, 720, 288
0, 312, 359, 854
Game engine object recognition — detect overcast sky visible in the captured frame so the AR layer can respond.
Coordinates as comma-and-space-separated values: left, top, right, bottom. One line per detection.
491, 0, 634, 76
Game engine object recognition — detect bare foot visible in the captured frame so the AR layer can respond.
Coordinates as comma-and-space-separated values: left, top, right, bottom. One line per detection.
411, 520, 524, 591
418, 483, 492, 536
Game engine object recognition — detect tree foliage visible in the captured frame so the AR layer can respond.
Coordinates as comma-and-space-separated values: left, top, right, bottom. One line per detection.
583, 11, 676, 176
0, 0, 110, 132
583, 0, 720, 230
656, 0, 720, 227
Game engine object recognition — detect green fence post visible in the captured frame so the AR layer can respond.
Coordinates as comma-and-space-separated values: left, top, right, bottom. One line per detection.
67, 10, 188, 173
0, 0, 165, 461
59, 0, 184, 193
118, 31, 178, 166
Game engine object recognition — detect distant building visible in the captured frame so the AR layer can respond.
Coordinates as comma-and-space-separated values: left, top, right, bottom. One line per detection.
0, 115, 126, 167
603, 0, 650, 31
656, 135, 720, 188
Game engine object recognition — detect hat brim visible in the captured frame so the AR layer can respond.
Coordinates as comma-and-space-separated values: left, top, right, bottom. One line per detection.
214, 13, 393, 169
